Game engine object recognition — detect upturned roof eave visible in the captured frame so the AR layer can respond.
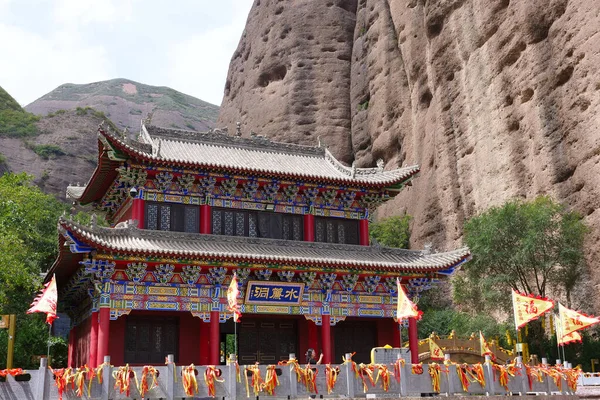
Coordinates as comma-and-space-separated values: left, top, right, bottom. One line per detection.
57, 219, 470, 274
100, 128, 420, 189
67, 142, 122, 205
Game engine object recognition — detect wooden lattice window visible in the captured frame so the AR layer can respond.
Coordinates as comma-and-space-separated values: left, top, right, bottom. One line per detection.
314, 217, 359, 245
212, 208, 303, 241
144, 202, 199, 233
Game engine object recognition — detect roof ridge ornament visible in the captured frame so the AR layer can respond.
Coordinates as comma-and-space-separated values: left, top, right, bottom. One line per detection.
377, 158, 384, 172
235, 121, 242, 137
423, 243, 433, 255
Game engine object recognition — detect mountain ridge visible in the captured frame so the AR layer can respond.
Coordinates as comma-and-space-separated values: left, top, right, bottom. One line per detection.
1, 81, 219, 199
26, 78, 219, 132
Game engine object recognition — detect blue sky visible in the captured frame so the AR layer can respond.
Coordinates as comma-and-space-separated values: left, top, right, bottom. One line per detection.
0, 0, 254, 106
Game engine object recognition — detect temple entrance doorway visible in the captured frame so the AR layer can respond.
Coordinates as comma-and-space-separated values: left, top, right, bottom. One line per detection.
334, 319, 377, 364
238, 318, 297, 364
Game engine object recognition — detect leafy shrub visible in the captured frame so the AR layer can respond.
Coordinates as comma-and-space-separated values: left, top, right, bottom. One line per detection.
370, 215, 411, 248
25, 143, 66, 160
0, 109, 39, 137
75, 106, 91, 116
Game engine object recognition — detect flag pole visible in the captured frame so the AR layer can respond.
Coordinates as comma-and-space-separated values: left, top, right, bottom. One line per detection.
47, 323, 52, 364
560, 324, 566, 365
554, 312, 561, 363
234, 315, 237, 359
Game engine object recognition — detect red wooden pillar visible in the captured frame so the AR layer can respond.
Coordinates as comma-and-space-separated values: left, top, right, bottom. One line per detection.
89, 311, 99, 368
209, 310, 220, 365
201, 204, 212, 234
359, 219, 369, 246
321, 315, 332, 364
67, 327, 76, 367
199, 319, 210, 365
408, 317, 419, 364
304, 214, 315, 242
97, 308, 110, 366
307, 319, 318, 355
131, 198, 145, 228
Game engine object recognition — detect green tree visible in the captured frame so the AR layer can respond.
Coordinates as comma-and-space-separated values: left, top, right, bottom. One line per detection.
370, 214, 411, 248
0, 173, 67, 368
456, 196, 587, 312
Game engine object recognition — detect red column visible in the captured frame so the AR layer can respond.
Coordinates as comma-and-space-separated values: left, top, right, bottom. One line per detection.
304, 214, 315, 242
408, 317, 419, 364
209, 310, 220, 365
67, 327, 76, 367
131, 198, 145, 228
307, 319, 318, 354
201, 204, 212, 234
89, 311, 99, 367
359, 219, 369, 246
97, 308, 110, 366
321, 315, 332, 364
199, 319, 210, 365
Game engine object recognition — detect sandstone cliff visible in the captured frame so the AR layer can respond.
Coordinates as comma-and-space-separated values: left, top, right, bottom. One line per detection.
219, 0, 600, 307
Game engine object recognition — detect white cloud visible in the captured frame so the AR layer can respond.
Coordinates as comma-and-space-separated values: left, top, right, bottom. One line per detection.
0, 0, 11, 15
0, 23, 114, 105
0, 1, 253, 106
52, 0, 137, 26
166, 1, 252, 106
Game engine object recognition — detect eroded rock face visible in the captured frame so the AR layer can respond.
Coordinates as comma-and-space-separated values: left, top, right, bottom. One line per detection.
219, 0, 600, 309
218, 0, 358, 164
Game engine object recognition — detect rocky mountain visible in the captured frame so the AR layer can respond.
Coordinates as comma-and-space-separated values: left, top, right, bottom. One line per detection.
1, 81, 219, 199
0, 107, 114, 198
218, 0, 600, 307
26, 78, 219, 132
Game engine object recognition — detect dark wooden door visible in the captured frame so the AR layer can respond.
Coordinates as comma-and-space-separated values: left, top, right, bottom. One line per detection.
239, 320, 297, 364
125, 316, 178, 364
334, 320, 376, 364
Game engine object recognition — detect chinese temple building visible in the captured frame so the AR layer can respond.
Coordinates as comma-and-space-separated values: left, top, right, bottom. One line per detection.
50, 123, 470, 368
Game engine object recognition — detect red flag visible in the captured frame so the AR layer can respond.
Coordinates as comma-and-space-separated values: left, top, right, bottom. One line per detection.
27, 275, 58, 325
227, 273, 241, 322
396, 278, 422, 322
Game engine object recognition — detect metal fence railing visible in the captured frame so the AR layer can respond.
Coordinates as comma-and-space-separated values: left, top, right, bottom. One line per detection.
0, 354, 579, 399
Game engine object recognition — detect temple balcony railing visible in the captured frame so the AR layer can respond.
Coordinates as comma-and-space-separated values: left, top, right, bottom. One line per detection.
0, 354, 579, 399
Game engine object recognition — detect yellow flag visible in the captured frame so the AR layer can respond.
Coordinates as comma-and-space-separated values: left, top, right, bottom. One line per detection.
429, 338, 444, 361
558, 303, 599, 336
558, 330, 582, 346
511, 290, 554, 329
479, 331, 493, 357
396, 278, 422, 322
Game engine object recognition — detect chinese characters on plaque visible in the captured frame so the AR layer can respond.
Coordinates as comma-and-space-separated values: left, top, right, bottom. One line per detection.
245, 282, 305, 305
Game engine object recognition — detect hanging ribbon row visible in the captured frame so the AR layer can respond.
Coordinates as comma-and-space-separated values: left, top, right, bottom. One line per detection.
29, 359, 584, 399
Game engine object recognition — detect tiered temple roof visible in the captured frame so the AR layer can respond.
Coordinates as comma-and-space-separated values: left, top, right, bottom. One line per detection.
51, 217, 470, 285
67, 125, 420, 204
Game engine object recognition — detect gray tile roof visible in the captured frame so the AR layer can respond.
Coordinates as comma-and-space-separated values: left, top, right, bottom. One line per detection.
59, 218, 470, 272
100, 125, 419, 187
